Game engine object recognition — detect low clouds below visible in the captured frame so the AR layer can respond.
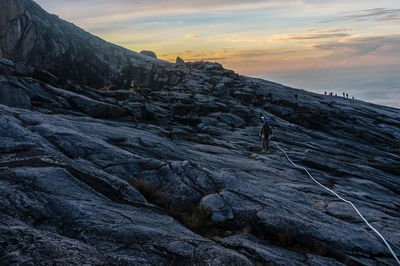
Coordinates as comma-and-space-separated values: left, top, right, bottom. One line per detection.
262, 66, 400, 108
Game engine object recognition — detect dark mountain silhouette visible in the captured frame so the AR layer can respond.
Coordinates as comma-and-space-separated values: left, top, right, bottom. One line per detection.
0, 0, 184, 89
1, 0, 399, 265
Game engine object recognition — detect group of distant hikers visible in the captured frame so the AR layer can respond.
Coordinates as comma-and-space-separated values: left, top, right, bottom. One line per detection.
257, 88, 359, 153
324, 91, 354, 100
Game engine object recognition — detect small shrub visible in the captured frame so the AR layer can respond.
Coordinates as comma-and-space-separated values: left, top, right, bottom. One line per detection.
256, 262, 272, 266
186, 205, 214, 233
242, 224, 253, 234
268, 230, 328, 257
164, 204, 215, 236
310, 239, 325, 255
276, 230, 294, 247
130, 179, 158, 202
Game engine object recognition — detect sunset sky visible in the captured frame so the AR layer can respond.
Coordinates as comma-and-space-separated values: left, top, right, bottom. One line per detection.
35, 0, 400, 107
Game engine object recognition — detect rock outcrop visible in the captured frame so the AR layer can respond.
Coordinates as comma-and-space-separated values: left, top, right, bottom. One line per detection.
140, 50, 158, 59
176, 56, 185, 65
0, 0, 399, 265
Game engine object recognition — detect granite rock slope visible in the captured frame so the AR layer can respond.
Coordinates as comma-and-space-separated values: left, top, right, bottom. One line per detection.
1, 57, 399, 265
1, 0, 400, 265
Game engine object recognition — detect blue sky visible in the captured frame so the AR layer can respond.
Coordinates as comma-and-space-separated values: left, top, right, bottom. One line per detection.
35, 0, 400, 107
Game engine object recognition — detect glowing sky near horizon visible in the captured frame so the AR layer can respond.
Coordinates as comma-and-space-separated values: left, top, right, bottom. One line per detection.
35, 0, 400, 74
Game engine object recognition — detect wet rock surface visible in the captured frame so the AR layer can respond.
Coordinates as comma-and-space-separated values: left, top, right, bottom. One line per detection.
1, 0, 400, 265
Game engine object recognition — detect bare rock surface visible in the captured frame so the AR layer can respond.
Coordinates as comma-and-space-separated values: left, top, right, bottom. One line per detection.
1, 0, 400, 265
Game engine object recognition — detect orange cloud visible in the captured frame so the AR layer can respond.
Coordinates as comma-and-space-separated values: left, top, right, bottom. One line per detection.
185, 33, 199, 39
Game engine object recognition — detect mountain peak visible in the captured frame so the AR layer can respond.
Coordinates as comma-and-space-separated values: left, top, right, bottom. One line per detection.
0, 0, 179, 88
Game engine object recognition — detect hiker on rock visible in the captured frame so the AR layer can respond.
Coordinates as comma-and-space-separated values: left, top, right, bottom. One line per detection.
259, 118, 272, 153
129, 80, 139, 92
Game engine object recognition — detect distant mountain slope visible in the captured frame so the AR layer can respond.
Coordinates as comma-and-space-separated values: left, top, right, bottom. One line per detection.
0, 0, 185, 88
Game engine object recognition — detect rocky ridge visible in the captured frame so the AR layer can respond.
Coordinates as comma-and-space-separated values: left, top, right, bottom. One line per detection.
1, 0, 400, 265
0, 0, 184, 89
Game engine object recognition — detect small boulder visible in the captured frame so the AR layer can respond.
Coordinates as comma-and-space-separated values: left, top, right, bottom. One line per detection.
200, 193, 234, 222
214, 83, 228, 95
175, 56, 185, 65
140, 50, 157, 59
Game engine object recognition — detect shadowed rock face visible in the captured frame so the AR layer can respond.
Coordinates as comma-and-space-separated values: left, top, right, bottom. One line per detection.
1, 1, 400, 265
0, 0, 185, 89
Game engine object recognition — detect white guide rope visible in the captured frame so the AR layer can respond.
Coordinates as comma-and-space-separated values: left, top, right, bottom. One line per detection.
272, 141, 400, 265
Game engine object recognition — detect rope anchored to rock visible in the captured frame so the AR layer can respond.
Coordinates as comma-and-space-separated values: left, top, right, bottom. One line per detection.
272, 141, 400, 265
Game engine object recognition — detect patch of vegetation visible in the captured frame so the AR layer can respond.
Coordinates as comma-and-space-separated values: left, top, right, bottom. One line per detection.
261, 229, 329, 257
130, 179, 358, 264
256, 228, 360, 265
174, 205, 214, 235
130, 178, 215, 235
130, 179, 156, 202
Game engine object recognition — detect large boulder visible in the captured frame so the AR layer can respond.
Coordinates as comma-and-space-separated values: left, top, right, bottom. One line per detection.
200, 193, 234, 222
140, 50, 157, 59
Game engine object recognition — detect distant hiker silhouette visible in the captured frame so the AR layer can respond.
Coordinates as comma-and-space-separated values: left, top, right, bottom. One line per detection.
259, 117, 272, 153
294, 94, 298, 101
346, 93, 349, 98
129, 80, 139, 92
158, 80, 165, 90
